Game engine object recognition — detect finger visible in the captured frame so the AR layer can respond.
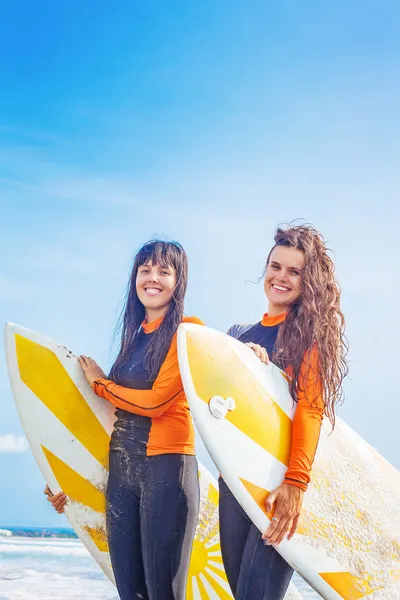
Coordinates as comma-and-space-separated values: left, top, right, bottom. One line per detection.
50, 492, 64, 501
44, 485, 52, 496
268, 516, 290, 545
47, 492, 63, 505
53, 496, 67, 510
288, 515, 299, 540
265, 491, 277, 513
263, 501, 286, 539
260, 349, 269, 364
56, 507, 65, 514
51, 494, 66, 508
262, 502, 283, 539
275, 519, 293, 545
262, 517, 280, 540
52, 492, 66, 503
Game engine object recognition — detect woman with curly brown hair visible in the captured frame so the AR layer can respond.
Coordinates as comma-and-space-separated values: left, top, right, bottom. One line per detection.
219, 224, 348, 600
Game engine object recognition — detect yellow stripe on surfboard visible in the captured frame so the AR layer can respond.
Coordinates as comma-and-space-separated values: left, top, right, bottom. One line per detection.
83, 526, 109, 553
239, 477, 274, 520
240, 476, 400, 599
319, 572, 383, 599
41, 445, 106, 514
185, 329, 292, 465
15, 335, 110, 469
202, 569, 233, 599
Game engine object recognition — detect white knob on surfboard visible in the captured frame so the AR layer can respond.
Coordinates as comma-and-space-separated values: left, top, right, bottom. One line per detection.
209, 395, 236, 418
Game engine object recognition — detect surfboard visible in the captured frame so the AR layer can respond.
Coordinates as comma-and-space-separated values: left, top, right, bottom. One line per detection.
177, 323, 400, 600
4, 322, 239, 599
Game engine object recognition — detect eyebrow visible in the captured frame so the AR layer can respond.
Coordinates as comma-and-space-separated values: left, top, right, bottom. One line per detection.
139, 263, 172, 270
270, 261, 302, 270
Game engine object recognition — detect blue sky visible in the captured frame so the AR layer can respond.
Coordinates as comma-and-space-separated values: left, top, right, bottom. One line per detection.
0, 1, 399, 527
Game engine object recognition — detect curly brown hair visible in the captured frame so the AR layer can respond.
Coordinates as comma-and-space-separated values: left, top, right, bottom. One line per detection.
268, 224, 348, 426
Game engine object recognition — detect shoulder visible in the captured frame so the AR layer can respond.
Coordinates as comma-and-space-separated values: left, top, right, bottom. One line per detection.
227, 323, 254, 339
182, 316, 205, 326
167, 316, 204, 353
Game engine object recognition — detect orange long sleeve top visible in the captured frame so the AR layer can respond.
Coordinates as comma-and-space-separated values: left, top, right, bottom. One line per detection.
92, 315, 204, 456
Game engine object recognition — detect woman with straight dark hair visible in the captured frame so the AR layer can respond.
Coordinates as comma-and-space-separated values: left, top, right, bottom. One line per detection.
219, 224, 348, 599
46, 240, 203, 600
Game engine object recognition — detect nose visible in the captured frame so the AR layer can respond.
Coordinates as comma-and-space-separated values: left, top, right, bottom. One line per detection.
277, 270, 288, 282
147, 269, 159, 282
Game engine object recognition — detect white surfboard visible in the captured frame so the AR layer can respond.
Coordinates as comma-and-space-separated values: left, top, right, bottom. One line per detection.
5, 322, 238, 599
178, 323, 400, 600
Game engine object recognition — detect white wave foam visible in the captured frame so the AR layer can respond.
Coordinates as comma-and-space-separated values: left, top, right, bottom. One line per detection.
0, 538, 89, 558
0, 529, 13, 537
0, 569, 118, 600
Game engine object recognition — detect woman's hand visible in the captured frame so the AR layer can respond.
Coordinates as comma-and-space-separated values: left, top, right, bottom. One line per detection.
44, 484, 67, 514
246, 342, 269, 364
78, 355, 107, 387
262, 483, 304, 545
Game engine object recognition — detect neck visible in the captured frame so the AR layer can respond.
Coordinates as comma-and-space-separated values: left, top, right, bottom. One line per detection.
145, 307, 168, 323
267, 302, 289, 318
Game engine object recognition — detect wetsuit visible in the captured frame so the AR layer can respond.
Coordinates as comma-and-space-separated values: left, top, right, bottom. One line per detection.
219, 313, 324, 600
92, 315, 203, 600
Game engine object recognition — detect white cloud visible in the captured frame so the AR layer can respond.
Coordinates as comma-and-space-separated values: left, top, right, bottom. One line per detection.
0, 434, 28, 453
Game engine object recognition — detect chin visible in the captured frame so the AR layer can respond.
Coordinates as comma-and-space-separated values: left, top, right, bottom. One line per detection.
146, 301, 164, 309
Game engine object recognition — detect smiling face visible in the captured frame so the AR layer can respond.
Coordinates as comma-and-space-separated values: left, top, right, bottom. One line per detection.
136, 260, 177, 321
264, 245, 305, 315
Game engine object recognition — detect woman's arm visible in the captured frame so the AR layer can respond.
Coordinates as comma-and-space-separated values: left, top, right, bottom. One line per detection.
92, 336, 182, 418
283, 347, 324, 490
263, 346, 324, 545
87, 317, 204, 419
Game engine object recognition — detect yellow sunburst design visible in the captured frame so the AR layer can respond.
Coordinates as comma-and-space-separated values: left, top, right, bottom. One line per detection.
16, 334, 110, 469
186, 479, 233, 599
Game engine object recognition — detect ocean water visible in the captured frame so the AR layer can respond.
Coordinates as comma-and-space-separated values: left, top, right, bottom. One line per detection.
0, 528, 320, 599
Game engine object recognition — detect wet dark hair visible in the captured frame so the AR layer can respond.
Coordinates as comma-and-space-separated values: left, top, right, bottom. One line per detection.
109, 240, 188, 382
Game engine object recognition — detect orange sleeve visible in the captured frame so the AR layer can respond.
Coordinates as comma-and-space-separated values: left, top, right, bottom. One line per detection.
92, 317, 204, 419
283, 346, 324, 491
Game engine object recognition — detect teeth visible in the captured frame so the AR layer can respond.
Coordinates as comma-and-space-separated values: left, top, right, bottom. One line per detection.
145, 288, 162, 295
273, 285, 289, 292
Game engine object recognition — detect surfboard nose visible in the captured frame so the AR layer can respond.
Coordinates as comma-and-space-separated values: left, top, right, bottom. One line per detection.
178, 323, 292, 467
